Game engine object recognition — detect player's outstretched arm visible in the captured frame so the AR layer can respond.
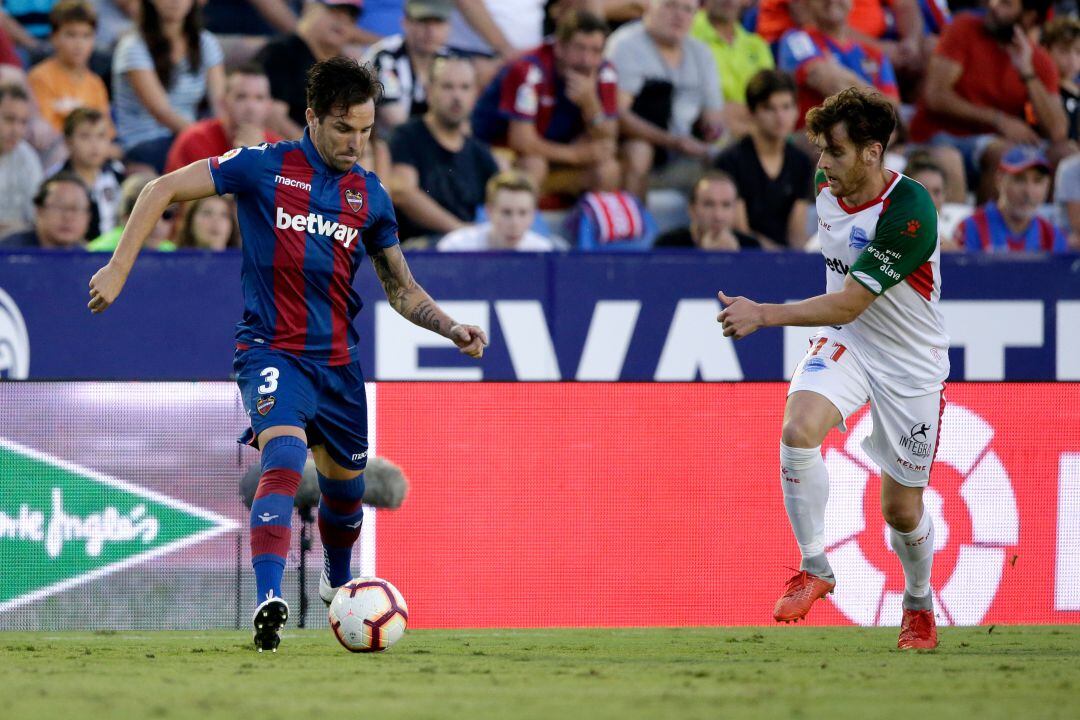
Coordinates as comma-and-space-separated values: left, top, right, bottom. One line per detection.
370, 245, 488, 359
717, 276, 876, 340
88, 161, 218, 314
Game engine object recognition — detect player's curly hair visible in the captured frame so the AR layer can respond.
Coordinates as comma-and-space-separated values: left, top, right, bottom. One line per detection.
306, 57, 384, 120
805, 87, 896, 155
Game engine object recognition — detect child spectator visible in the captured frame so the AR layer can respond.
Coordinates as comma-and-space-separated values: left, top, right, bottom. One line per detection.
87, 172, 178, 252
27, 1, 110, 135
437, 170, 557, 250
48, 107, 124, 238
175, 195, 240, 250
0, 82, 43, 236
1042, 16, 1080, 143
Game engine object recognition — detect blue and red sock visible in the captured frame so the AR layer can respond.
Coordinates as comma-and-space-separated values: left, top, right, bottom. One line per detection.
317, 471, 366, 588
250, 435, 306, 604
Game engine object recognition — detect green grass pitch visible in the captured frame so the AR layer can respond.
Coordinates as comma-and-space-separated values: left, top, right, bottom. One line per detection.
3, 626, 1077, 719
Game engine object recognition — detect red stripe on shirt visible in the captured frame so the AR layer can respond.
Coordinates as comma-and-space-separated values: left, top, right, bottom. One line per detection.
271, 148, 315, 353
329, 173, 371, 365
1037, 217, 1055, 251
905, 261, 934, 301
612, 192, 640, 238
593, 194, 617, 242
973, 211, 992, 251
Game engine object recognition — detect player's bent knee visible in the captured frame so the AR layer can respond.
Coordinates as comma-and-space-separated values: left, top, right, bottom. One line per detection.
881, 500, 920, 532
781, 419, 826, 449
312, 445, 365, 481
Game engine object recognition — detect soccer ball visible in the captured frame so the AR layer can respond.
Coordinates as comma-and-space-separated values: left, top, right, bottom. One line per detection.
328, 577, 409, 652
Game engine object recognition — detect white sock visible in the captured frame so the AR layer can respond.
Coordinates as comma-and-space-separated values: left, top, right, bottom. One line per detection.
890, 511, 934, 600
780, 443, 832, 577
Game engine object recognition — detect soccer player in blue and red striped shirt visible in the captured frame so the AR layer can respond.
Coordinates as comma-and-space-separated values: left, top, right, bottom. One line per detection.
88, 57, 488, 653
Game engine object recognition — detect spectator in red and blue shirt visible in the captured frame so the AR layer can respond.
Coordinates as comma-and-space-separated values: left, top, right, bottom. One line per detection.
471, 9, 620, 195
776, 0, 898, 128
952, 145, 1068, 253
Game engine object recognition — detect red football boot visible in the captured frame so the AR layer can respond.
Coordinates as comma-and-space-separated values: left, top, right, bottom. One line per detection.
773, 569, 835, 623
897, 608, 938, 649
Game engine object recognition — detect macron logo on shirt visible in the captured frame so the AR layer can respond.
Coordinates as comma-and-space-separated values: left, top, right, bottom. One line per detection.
275, 174, 312, 191
276, 206, 359, 248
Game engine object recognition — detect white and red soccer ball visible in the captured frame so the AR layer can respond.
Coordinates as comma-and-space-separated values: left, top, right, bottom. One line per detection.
328, 577, 409, 652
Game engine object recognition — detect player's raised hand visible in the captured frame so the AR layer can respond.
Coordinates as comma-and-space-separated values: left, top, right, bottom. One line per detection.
717, 290, 765, 340
449, 323, 489, 359
88, 262, 130, 314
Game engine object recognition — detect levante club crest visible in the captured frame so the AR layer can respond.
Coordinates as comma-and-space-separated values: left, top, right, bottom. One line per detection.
345, 189, 363, 213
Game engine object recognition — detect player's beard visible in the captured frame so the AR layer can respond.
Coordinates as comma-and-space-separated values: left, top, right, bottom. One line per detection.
986, 18, 1016, 44
836, 163, 870, 201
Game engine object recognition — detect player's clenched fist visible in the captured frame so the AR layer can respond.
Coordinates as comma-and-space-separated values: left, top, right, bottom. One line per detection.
717, 290, 765, 340
449, 323, 489, 359
87, 263, 128, 314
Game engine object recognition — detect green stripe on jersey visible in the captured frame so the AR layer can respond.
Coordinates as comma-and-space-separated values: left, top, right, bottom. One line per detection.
849, 176, 937, 295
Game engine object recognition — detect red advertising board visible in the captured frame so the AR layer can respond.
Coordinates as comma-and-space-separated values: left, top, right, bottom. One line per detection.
375, 383, 1080, 628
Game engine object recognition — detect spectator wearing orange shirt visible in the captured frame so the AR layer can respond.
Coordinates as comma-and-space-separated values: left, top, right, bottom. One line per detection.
27, 1, 111, 134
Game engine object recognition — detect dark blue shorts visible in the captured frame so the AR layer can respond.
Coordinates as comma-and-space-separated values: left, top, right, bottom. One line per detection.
234, 346, 369, 471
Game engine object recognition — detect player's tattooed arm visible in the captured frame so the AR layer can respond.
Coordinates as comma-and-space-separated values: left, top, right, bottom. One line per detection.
370, 246, 489, 358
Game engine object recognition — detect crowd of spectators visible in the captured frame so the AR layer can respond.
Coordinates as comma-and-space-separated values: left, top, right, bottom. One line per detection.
0, 0, 1076, 254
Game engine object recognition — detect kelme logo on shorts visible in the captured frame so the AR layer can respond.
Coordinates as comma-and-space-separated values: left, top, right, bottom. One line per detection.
0, 439, 237, 612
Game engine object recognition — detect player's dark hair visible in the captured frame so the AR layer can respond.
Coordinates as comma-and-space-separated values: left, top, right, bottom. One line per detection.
49, 0, 97, 32
0, 83, 29, 104
33, 171, 90, 207
306, 57, 384, 120
555, 9, 609, 44
62, 107, 104, 138
805, 87, 897, 156
691, 171, 738, 204
1043, 16, 1080, 49
139, 0, 204, 89
745, 70, 796, 113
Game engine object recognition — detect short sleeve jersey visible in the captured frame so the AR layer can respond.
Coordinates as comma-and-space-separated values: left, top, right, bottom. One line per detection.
777, 28, 898, 127
207, 130, 400, 365
814, 169, 950, 391
472, 39, 619, 146
605, 21, 724, 137
909, 12, 1059, 142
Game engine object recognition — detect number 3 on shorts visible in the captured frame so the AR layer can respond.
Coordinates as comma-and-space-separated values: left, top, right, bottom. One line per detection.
258, 367, 279, 394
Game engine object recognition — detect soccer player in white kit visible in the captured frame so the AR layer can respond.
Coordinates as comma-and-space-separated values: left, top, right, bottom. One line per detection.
717, 88, 948, 649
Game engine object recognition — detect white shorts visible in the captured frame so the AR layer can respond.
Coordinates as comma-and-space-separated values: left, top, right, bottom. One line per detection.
787, 331, 945, 487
